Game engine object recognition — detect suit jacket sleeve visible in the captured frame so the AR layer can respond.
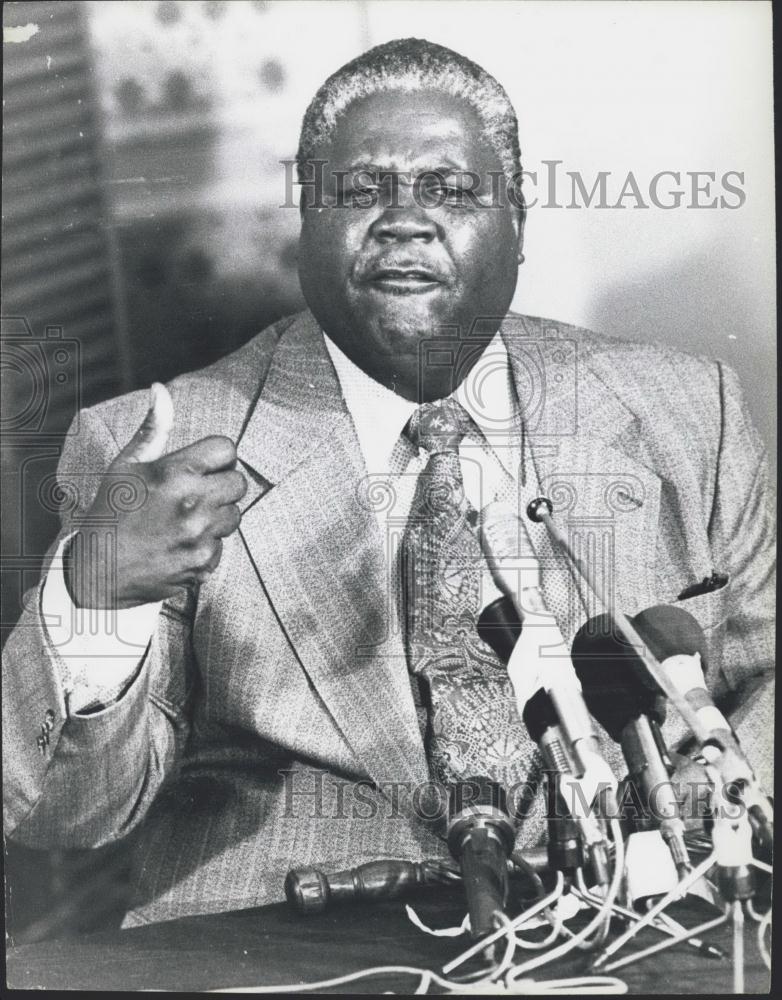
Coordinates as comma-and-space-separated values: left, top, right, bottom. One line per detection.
2, 407, 196, 849
709, 362, 775, 790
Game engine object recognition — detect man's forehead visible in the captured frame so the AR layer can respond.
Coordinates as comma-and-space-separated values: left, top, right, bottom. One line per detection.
325, 90, 493, 172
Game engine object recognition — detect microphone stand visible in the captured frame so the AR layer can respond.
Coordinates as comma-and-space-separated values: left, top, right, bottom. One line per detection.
592, 769, 771, 992
591, 850, 717, 968
599, 910, 729, 974
571, 873, 725, 960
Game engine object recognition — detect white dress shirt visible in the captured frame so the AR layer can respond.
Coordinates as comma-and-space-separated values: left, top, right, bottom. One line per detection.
41, 331, 524, 715
40, 542, 162, 714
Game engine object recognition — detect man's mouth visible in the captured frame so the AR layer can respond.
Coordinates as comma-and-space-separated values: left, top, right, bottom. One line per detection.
364, 266, 445, 294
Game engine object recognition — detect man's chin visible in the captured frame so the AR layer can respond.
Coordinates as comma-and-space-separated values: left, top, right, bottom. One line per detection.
370, 320, 448, 359
358, 298, 460, 343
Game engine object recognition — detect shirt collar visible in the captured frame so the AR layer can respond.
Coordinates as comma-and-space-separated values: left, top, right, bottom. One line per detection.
322, 331, 517, 472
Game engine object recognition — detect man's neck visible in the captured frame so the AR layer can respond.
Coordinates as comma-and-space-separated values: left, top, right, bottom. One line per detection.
322, 328, 520, 470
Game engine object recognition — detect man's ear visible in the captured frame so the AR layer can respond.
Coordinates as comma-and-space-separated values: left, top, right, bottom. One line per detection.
514, 191, 527, 258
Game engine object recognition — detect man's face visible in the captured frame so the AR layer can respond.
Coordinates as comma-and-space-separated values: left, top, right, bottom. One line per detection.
297, 89, 522, 401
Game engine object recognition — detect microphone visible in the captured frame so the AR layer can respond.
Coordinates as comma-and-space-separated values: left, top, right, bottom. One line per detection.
479, 502, 617, 801
633, 604, 773, 847
446, 777, 515, 945
571, 613, 691, 876
522, 687, 611, 884
478, 598, 609, 885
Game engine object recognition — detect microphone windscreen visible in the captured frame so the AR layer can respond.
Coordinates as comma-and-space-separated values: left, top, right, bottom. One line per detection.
477, 596, 522, 664
571, 614, 666, 738
632, 604, 707, 666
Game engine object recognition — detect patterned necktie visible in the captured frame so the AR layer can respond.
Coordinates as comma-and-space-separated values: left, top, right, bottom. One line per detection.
401, 398, 537, 794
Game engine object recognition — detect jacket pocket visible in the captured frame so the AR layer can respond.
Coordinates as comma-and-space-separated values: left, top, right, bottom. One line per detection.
675, 577, 730, 632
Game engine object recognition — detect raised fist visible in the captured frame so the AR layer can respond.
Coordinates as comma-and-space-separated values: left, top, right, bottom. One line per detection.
66, 383, 247, 609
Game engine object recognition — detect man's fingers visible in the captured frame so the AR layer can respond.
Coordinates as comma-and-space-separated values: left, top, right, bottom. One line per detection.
211, 504, 242, 538
167, 435, 237, 474
171, 470, 246, 517
202, 469, 248, 506
181, 539, 223, 585
176, 502, 241, 547
117, 383, 174, 464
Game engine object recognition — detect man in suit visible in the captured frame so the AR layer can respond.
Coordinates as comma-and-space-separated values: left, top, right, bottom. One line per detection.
3, 38, 774, 927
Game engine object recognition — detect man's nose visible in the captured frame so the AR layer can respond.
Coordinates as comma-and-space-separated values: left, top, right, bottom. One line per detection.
370, 190, 439, 244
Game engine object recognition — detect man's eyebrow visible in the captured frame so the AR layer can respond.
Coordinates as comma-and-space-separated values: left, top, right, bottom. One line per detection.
340, 159, 471, 175
424, 164, 472, 177
340, 161, 386, 175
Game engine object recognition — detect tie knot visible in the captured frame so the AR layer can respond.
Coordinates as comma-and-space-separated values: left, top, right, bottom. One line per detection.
406, 398, 467, 455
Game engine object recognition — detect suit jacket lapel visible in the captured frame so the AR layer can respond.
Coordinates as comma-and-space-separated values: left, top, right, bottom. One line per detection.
502, 315, 663, 641
237, 313, 428, 790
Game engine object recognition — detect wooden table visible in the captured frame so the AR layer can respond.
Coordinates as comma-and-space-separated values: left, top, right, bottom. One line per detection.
6, 885, 771, 993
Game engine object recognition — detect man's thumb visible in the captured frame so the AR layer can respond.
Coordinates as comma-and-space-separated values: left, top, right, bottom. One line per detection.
118, 383, 174, 463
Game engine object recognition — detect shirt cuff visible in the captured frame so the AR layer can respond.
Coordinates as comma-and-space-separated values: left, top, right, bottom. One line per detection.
40, 532, 163, 715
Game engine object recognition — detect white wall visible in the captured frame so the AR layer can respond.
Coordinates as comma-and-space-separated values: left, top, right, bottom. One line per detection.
364, 0, 776, 454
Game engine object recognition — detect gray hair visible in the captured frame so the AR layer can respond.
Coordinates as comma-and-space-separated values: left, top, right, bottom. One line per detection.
296, 37, 522, 192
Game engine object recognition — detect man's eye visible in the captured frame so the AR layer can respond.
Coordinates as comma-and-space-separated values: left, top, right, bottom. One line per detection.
428, 184, 472, 207
339, 182, 378, 205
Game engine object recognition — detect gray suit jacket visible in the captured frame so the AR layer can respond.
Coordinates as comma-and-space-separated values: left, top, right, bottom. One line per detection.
3, 310, 775, 926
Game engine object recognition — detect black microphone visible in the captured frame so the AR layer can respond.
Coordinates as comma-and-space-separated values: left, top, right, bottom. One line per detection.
478, 597, 609, 885
571, 613, 690, 876
447, 777, 515, 946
